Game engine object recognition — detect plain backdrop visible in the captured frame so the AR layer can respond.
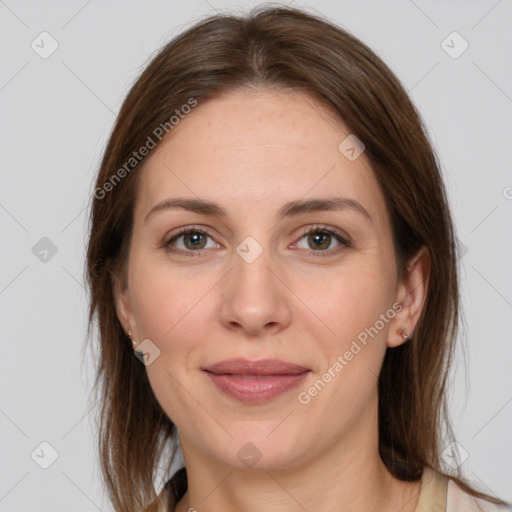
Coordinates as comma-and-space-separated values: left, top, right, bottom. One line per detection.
1, 0, 511, 510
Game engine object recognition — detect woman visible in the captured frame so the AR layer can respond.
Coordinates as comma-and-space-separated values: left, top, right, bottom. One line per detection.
85, 6, 511, 512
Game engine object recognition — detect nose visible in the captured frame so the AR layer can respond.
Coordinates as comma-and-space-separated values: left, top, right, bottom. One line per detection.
219, 241, 292, 338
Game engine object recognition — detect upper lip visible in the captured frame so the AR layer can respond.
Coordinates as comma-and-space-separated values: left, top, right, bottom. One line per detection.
203, 358, 310, 376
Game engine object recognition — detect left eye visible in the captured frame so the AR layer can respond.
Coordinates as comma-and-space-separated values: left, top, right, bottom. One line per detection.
292, 227, 350, 257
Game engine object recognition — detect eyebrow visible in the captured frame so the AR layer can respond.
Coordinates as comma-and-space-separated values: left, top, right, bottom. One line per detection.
144, 196, 373, 224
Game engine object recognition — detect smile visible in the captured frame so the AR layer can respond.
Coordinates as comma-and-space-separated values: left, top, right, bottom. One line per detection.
202, 358, 311, 403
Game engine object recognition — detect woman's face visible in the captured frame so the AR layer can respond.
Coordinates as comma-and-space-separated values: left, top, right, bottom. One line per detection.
116, 87, 413, 471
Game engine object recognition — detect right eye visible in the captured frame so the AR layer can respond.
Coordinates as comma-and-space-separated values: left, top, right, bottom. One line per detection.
163, 226, 221, 256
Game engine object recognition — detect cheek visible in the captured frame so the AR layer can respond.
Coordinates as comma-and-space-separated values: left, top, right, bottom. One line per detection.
299, 262, 395, 349
294, 271, 394, 428
129, 252, 215, 343
128, 258, 217, 423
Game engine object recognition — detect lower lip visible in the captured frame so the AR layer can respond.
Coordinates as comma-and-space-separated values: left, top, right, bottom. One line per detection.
204, 371, 310, 403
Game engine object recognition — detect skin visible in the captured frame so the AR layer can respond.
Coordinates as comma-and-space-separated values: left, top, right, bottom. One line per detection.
115, 87, 430, 512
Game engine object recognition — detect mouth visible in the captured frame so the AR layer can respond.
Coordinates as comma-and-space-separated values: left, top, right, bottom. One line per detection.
202, 358, 311, 403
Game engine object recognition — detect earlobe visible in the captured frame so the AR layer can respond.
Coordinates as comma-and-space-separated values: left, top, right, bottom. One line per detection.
387, 319, 411, 349
397, 327, 410, 343
388, 246, 430, 348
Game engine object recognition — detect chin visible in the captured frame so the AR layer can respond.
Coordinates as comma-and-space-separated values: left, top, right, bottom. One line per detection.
203, 425, 308, 472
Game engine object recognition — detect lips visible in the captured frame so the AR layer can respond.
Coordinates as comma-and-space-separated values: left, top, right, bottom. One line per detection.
202, 358, 310, 403
204, 358, 310, 376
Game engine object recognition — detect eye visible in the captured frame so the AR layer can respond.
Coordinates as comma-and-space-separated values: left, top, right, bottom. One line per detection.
162, 224, 350, 258
292, 225, 350, 258
163, 226, 220, 256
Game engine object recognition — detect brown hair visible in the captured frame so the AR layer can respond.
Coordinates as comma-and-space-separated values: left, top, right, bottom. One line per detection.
85, 5, 510, 511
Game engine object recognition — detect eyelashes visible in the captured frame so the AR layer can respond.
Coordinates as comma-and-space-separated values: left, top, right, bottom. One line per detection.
162, 224, 351, 259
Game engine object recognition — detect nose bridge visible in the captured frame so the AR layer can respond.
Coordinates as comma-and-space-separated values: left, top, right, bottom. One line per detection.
232, 233, 277, 300
219, 232, 290, 334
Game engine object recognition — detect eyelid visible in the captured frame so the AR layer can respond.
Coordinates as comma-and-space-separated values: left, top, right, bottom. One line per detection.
295, 224, 351, 246
162, 225, 219, 254
163, 224, 213, 244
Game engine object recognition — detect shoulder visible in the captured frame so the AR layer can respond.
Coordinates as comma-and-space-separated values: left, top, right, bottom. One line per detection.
447, 479, 512, 512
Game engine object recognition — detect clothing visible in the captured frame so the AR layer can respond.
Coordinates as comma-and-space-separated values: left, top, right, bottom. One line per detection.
416, 466, 511, 512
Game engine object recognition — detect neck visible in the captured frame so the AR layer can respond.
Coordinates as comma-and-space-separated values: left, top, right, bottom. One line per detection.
174, 397, 421, 512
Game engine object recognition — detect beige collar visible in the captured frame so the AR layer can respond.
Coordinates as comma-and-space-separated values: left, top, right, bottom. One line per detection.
414, 466, 448, 512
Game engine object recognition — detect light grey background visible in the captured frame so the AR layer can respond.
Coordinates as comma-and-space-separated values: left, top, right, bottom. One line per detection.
1, 0, 511, 510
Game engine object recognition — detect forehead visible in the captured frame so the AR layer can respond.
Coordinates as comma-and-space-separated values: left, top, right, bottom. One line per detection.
134, 88, 388, 229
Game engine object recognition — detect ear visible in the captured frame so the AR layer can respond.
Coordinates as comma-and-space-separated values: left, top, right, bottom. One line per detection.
113, 276, 136, 338
388, 246, 430, 348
